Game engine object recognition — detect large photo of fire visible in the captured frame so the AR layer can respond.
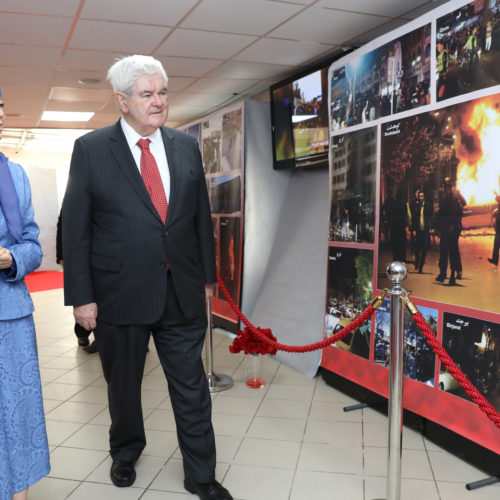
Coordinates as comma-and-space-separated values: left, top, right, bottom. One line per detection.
378, 93, 500, 313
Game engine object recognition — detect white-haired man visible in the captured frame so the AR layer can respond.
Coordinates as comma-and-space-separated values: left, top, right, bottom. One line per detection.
62, 55, 232, 500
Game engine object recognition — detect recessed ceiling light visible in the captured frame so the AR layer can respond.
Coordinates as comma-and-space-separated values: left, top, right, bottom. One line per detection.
78, 78, 101, 85
41, 111, 95, 122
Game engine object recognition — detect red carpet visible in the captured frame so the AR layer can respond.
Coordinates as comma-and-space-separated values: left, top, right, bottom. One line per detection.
25, 271, 64, 292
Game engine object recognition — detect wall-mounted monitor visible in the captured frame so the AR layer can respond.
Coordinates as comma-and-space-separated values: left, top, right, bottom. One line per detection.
271, 64, 330, 170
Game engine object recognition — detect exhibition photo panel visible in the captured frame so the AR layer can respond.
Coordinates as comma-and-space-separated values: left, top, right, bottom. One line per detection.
330, 23, 431, 131
182, 104, 244, 332
325, 247, 373, 360
437, 0, 500, 101
329, 127, 377, 243
377, 93, 500, 314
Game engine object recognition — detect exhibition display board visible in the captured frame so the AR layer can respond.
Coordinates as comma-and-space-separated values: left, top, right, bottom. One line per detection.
322, 0, 500, 453
181, 103, 244, 333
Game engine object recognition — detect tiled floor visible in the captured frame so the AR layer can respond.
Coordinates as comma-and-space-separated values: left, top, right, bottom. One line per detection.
29, 288, 499, 500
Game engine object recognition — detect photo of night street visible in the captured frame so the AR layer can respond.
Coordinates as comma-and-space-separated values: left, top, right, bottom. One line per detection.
436, 0, 500, 101
378, 94, 500, 313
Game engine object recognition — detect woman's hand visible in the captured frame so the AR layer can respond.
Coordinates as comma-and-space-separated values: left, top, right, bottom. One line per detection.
0, 246, 13, 270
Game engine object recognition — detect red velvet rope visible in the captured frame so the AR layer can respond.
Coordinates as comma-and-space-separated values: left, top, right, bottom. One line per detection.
217, 273, 376, 352
217, 273, 500, 428
412, 311, 500, 428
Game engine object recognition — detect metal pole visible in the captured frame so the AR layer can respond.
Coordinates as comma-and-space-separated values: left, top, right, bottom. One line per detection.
385, 261, 407, 500
205, 297, 233, 393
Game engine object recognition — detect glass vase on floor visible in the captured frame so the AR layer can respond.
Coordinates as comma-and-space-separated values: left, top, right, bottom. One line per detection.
246, 353, 265, 388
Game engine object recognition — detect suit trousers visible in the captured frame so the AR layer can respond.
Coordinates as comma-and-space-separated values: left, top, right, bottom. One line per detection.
93, 274, 216, 482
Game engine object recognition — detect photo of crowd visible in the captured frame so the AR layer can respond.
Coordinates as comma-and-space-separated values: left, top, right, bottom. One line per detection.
377, 93, 500, 314
202, 116, 222, 174
292, 68, 329, 159
436, 0, 500, 101
374, 300, 437, 385
329, 127, 377, 243
325, 247, 373, 359
221, 108, 243, 172
441, 312, 500, 410
330, 24, 431, 130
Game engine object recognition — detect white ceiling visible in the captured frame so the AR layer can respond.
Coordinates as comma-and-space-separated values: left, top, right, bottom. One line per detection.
0, 0, 447, 130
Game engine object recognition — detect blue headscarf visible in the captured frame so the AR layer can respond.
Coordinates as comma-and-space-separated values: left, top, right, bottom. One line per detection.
0, 152, 23, 243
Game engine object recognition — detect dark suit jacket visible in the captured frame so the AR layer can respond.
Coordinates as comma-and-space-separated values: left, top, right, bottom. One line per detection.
62, 121, 216, 324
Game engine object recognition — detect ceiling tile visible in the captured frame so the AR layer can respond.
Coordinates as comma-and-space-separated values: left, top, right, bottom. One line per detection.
80, 0, 197, 25
0, 13, 73, 46
50, 87, 113, 102
317, 0, 429, 17
69, 20, 170, 53
45, 101, 104, 112
3, 101, 44, 115
234, 38, 334, 65
186, 78, 261, 95
0, 86, 50, 100
167, 77, 197, 93
204, 60, 293, 80
269, 7, 386, 44
0, 45, 61, 68
61, 50, 129, 72
155, 56, 224, 78
2, 117, 44, 128
156, 29, 257, 59
53, 69, 109, 88
171, 93, 234, 108
181, 0, 303, 35
168, 105, 214, 122
0, 0, 80, 16
0, 67, 54, 86
402, 0, 449, 20
346, 18, 409, 46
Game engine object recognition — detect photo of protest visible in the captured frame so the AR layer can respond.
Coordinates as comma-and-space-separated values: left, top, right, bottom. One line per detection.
221, 108, 243, 172
329, 127, 377, 243
325, 247, 373, 359
202, 116, 222, 174
436, 0, 500, 101
441, 312, 500, 410
291, 68, 329, 159
330, 24, 431, 130
374, 299, 437, 385
210, 174, 241, 214
377, 93, 500, 313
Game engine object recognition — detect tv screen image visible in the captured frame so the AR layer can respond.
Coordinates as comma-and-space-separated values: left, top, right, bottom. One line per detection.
271, 66, 330, 170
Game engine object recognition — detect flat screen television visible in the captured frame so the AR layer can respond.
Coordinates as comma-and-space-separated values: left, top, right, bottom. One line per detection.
271, 64, 330, 170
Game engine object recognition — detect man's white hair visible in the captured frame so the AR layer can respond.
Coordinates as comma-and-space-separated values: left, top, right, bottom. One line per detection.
107, 55, 168, 97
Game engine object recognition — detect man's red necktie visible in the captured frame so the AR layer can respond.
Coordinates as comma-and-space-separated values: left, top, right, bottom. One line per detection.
137, 138, 168, 223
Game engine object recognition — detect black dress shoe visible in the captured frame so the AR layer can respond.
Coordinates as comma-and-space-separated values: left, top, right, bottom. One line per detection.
488, 258, 498, 266
83, 340, 98, 354
435, 274, 445, 282
110, 460, 136, 487
78, 337, 90, 347
184, 477, 233, 500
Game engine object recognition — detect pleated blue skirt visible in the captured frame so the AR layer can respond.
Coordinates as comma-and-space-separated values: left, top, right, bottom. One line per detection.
0, 315, 50, 499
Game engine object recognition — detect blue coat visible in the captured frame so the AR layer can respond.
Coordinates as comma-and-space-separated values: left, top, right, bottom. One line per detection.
0, 160, 42, 320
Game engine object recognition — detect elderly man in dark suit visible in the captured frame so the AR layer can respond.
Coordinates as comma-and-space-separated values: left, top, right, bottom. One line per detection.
62, 55, 232, 500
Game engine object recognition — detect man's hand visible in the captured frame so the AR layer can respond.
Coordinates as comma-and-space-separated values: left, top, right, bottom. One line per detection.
0, 246, 13, 270
74, 302, 98, 331
205, 283, 216, 299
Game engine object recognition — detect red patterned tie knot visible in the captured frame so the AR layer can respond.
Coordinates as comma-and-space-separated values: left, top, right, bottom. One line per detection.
137, 138, 168, 223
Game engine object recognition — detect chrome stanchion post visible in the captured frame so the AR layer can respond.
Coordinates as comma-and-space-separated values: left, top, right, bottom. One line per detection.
205, 296, 233, 393
385, 261, 407, 500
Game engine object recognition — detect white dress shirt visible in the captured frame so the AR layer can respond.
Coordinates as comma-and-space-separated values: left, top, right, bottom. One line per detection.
120, 117, 170, 201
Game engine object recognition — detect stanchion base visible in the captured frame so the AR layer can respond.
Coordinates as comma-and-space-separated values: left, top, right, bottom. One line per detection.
207, 372, 233, 393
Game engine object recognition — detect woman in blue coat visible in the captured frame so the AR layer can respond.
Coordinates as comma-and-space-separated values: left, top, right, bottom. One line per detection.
0, 91, 50, 500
